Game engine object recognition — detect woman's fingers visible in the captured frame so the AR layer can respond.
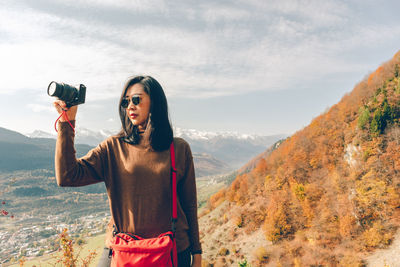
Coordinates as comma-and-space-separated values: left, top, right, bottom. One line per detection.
53, 101, 62, 113
56, 100, 67, 109
53, 100, 78, 122
53, 100, 71, 115
53, 100, 78, 121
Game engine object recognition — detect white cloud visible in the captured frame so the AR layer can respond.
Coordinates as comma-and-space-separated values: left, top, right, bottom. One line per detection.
1, 0, 399, 102
241, 0, 349, 28
27, 103, 54, 113
43, 0, 167, 12
202, 4, 252, 23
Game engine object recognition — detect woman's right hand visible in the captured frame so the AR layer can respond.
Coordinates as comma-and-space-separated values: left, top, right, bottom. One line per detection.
53, 100, 78, 122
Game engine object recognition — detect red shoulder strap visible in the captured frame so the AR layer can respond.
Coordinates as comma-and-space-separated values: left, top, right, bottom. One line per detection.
170, 142, 177, 229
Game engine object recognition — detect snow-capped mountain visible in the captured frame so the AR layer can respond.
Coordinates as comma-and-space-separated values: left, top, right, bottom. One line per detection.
26, 127, 283, 147
174, 127, 286, 168
26, 130, 56, 139
73, 128, 117, 146
26, 128, 117, 146
175, 127, 255, 140
174, 127, 283, 147
25, 127, 286, 170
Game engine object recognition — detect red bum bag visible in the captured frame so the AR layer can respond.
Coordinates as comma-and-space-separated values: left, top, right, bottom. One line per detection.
109, 142, 178, 267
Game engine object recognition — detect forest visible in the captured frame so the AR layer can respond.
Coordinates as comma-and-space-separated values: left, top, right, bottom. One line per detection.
201, 51, 400, 266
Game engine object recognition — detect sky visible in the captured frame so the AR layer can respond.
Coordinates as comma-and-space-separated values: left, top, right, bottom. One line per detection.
1, 0, 400, 136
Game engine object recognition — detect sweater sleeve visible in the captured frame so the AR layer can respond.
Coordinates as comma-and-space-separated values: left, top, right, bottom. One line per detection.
55, 120, 106, 187
178, 143, 202, 254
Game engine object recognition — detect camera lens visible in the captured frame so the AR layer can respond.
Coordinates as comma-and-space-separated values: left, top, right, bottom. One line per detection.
47, 81, 84, 107
47, 82, 59, 96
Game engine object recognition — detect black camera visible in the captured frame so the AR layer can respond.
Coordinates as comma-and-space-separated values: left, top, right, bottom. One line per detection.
47, 81, 86, 107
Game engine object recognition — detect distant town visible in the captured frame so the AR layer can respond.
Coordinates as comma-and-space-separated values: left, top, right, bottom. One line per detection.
0, 211, 109, 265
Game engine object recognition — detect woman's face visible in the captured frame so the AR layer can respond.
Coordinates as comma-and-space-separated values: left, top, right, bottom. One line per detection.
124, 83, 151, 131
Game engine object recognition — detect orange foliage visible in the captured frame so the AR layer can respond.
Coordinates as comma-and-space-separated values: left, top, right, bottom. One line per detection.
209, 188, 226, 209
367, 66, 383, 86
53, 228, 97, 267
339, 214, 357, 238
203, 50, 400, 266
226, 174, 249, 205
263, 191, 294, 243
362, 222, 392, 251
393, 50, 400, 60
254, 158, 268, 175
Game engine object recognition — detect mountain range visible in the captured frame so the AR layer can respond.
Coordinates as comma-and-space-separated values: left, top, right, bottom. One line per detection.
1, 126, 284, 176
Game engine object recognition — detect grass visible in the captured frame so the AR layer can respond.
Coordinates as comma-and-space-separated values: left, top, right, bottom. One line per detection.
8, 233, 106, 267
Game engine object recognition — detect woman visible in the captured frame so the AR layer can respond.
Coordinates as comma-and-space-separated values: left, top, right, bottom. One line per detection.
53, 75, 202, 267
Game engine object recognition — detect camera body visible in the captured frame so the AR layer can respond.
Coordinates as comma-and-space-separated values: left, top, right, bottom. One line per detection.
47, 81, 86, 107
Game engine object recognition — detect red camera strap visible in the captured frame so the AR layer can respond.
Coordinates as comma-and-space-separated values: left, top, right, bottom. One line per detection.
170, 142, 177, 223
54, 110, 75, 133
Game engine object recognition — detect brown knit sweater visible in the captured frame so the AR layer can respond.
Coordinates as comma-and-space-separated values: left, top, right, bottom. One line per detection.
55, 121, 201, 253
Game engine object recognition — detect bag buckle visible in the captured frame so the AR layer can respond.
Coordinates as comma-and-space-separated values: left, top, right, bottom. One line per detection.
171, 218, 177, 234
112, 224, 119, 237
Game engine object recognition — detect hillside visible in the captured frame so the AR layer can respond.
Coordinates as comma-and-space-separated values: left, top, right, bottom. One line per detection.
200, 51, 400, 266
193, 152, 232, 177
0, 127, 93, 171
185, 134, 285, 169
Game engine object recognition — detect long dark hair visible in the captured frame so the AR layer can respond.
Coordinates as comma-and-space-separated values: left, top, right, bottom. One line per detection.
117, 75, 173, 151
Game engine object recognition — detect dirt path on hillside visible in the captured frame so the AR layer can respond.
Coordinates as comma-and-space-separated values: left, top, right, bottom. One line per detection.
365, 230, 400, 267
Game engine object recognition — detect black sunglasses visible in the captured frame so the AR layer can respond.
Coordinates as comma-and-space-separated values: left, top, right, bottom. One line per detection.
121, 95, 141, 108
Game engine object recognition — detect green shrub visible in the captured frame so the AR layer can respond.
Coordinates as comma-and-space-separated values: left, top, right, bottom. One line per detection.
358, 106, 370, 130
238, 259, 251, 267
371, 109, 384, 135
